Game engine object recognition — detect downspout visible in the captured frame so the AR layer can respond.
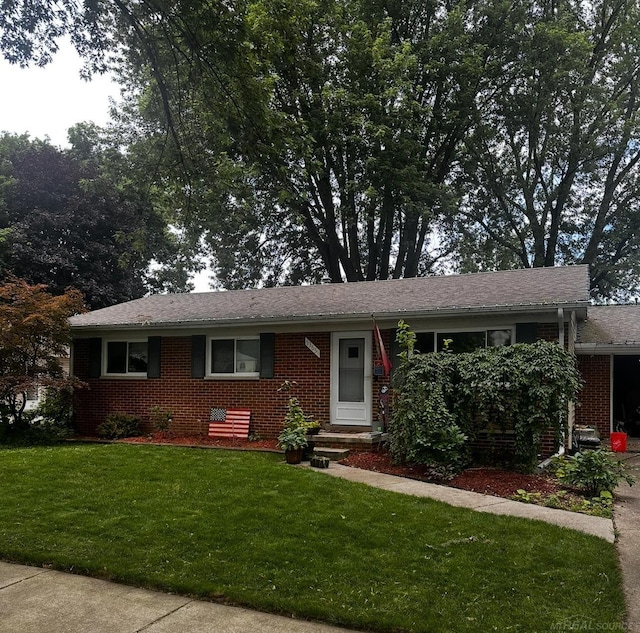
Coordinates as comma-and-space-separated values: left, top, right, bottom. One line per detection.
561, 309, 578, 454
568, 312, 577, 451
559, 307, 573, 455
558, 307, 565, 348
540, 309, 573, 469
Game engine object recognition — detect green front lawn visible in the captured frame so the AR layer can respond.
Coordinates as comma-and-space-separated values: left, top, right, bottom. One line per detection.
0, 444, 625, 632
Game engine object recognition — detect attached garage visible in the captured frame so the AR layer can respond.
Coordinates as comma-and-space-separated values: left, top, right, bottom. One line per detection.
577, 305, 640, 439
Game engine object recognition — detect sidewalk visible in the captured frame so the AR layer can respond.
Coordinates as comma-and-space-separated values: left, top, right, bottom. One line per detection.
614, 452, 640, 633
0, 561, 355, 633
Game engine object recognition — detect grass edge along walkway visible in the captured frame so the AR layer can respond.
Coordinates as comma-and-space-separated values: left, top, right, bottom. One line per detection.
0, 444, 626, 633
305, 461, 616, 542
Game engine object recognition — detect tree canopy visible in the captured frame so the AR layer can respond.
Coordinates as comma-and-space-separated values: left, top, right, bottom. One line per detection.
2, 0, 640, 298
452, 0, 640, 299
0, 130, 190, 308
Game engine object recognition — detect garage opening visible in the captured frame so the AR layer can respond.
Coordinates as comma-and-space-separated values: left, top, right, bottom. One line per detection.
613, 355, 640, 437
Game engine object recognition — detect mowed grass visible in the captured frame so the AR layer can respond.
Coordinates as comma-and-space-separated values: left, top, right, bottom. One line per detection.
0, 444, 625, 632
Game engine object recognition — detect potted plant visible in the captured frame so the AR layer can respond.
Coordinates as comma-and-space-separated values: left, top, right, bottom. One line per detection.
278, 426, 308, 464
304, 419, 321, 435
284, 396, 307, 428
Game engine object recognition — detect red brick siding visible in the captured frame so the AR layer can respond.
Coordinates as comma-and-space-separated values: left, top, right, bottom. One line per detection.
470, 430, 559, 462
537, 323, 561, 343
74, 332, 391, 438
575, 354, 611, 437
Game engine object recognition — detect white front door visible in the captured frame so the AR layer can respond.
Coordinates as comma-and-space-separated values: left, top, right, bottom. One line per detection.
331, 332, 372, 426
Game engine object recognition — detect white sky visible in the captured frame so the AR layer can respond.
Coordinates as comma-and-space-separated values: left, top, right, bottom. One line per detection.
0, 40, 117, 148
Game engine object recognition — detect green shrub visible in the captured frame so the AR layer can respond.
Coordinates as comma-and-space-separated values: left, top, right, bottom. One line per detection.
0, 388, 74, 445
556, 450, 635, 496
284, 397, 307, 429
277, 426, 308, 451
391, 321, 467, 470
278, 381, 318, 431
35, 388, 74, 439
97, 413, 142, 439
391, 321, 582, 472
149, 406, 172, 432
391, 374, 468, 471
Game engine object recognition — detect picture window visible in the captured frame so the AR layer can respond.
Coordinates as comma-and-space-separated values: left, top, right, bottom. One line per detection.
210, 338, 260, 375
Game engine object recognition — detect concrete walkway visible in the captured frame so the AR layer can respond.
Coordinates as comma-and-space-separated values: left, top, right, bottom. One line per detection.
305, 462, 616, 542
0, 460, 626, 633
614, 452, 640, 633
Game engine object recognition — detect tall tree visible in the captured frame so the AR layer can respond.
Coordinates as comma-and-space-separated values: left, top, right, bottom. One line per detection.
453, 0, 640, 299
100, 0, 496, 285
3, 1, 640, 297
109, 0, 640, 295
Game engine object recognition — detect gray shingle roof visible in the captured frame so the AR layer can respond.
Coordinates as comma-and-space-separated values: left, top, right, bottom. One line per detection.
70, 265, 590, 330
578, 305, 640, 346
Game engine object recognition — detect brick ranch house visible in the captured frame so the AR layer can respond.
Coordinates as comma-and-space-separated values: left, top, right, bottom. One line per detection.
69, 264, 634, 451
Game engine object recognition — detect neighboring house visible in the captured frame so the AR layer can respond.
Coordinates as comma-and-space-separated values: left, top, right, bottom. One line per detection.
71, 265, 612, 453
23, 357, 70, 413
24, 385, 43, 413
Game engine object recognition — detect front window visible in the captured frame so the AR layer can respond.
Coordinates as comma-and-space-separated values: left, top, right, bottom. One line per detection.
210, 338, 260, 375
415, 329, 513, 354
437, 331, 487, 353
106, 341, 148, 375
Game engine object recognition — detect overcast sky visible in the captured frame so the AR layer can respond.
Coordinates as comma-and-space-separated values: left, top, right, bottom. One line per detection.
0, 40, 117, 148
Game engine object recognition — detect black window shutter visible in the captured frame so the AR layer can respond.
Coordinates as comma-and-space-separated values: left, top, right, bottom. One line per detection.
516, 323, 538, 344
260, 333, 275, 379
88, 337, 102, 378
147, 336, 162, 378
191, 335, 206, 378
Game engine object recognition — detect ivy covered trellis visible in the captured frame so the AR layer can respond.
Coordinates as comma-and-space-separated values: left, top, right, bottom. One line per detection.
390, 321, 583, 472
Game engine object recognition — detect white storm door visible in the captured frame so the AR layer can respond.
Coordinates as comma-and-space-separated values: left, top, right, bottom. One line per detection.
331, 332, 372, 426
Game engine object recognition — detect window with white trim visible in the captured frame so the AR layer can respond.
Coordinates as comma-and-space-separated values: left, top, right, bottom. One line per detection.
415, 329, 513, 354
105, 341, 148, 375
209, 338, 260, 376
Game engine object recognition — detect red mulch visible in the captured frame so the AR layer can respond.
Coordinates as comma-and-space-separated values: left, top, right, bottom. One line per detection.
341, 451, 561, 498
118, 432, 279, 451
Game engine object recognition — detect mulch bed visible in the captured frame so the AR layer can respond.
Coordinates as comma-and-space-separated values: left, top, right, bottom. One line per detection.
117, 432, 279, 451
340, 450, 561, 498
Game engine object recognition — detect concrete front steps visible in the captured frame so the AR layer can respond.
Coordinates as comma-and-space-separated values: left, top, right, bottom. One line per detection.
312, 447, 351, 461
307, 429, 388, 461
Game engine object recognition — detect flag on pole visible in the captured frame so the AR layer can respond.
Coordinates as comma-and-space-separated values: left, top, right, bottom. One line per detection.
373, 317, 392, 377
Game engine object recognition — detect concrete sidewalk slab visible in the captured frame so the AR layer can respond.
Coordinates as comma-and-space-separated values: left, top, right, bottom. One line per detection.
0, 561, 45, 589
614, 453, 640, 633
0, 562, 355, 633
142, 600, 348, 633
0, 563, 190, 633
307, 462, 615, 542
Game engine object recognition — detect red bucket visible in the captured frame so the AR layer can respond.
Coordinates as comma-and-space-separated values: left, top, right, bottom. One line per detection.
610, 432, 627, 453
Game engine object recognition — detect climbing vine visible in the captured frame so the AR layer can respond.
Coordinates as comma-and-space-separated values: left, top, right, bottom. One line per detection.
391, 321, 582, 471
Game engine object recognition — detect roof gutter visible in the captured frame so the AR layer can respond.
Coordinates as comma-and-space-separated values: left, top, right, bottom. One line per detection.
575, 343, 640, 354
